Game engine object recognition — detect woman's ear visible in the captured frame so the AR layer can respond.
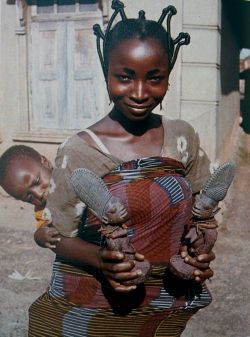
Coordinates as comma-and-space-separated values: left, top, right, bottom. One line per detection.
40, 155, 53, 170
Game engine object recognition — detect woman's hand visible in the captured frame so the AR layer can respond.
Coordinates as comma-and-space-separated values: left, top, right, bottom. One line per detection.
34, 222, 61, 249
180, 245, 215, 282
99, 248, 145, 292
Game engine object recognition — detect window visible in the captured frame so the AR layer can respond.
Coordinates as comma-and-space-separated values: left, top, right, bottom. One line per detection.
17, 0, 107, 140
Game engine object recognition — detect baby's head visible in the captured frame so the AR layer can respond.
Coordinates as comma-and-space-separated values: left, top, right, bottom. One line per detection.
0, 145, 53, 208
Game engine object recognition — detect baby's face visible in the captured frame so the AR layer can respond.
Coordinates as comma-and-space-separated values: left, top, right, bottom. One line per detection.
2, 156, 52, 208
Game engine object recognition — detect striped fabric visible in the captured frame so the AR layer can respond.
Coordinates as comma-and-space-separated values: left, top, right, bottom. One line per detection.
154, 176, 185, 205
29, 157, 212, 337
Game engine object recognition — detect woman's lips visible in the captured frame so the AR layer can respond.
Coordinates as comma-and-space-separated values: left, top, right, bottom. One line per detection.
125, 104, 152, 110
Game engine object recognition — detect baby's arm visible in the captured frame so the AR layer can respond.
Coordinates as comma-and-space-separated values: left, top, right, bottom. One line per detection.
34, 209, 60, 249
34, 221, 61, 249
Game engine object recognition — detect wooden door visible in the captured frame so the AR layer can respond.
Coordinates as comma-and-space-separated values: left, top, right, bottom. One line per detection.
29, 9, 105, 132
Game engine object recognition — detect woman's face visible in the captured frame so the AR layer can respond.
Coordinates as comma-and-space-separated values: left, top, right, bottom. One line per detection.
107, 37, 169, 121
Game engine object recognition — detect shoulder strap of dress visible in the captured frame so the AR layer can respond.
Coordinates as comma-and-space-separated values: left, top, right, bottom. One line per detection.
82, 129, 111, 154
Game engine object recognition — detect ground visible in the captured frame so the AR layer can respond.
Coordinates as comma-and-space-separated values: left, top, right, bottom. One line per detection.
0, 139, 250, 337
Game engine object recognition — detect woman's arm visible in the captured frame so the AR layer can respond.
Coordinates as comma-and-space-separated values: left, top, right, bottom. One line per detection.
54, 235, 144, 292
35, 226, 143, 292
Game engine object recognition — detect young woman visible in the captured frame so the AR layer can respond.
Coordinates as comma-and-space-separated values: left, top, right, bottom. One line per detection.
29, 2, 215, 336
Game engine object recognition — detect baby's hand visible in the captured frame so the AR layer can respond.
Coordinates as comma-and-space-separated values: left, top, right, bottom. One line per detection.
34, 223, 61, 249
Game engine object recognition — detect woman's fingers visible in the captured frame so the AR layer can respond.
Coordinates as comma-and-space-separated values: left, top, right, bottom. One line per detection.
103, 260, 135, 273
197, 251, 215, 263
179, 245, 215, 282
183, 255, 210, 269
100, 248, 124, 262
104, 267, 142, 281
113, 285, 137, 292
108, 278, 136, 292
194, 268, 214, 283
183, 251, 215, 269
180, 246, 215, 267
99, 248, 147, 291
134, 252, 145, 261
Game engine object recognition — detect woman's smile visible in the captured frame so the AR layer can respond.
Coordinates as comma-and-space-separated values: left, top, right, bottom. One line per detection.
124, 103, 153, 117
125, 103, 152, 110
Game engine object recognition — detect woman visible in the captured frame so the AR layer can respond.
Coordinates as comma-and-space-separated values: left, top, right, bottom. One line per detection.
29, 2, 215, 336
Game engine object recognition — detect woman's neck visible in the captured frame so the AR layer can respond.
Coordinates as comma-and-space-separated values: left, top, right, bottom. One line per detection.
109, 108, 162, 136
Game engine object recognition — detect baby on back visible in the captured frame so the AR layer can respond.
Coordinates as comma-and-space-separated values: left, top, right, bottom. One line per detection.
0, 144, 129, 240
0, 144, 151, 284
0, 144, 235, 282
0, 145, 57, 247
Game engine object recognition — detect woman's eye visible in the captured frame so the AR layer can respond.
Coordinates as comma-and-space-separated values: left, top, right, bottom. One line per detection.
149, 76, 164, 83
115, 75, 131, 82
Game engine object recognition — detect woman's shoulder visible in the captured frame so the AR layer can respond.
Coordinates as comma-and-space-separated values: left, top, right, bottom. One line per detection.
162, 116, 196, 138
54, 127, 121, 175
57, 116, 110, 155
161, 117, 200, 166
57, 133, 88, 155
53, 133, 89, 168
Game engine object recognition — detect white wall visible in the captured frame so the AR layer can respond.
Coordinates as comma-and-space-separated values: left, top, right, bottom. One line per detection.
0, 0, 240, 164
0, 2, 19, 146
180, 0, 221, 161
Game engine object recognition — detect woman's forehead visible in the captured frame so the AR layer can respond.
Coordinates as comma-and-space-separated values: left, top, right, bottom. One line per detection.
108, 37, 169, 69
110, 37, 167, 55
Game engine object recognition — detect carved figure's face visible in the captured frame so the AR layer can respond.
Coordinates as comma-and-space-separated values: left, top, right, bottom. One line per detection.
107, 37, 169, 121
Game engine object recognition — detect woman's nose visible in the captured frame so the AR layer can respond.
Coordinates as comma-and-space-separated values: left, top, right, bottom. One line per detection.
130, 81, 149, 103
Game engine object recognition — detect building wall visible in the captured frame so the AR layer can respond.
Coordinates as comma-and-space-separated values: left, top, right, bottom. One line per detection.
0, 0, 2, 145
181, 0, 221, 161
180, 0, 239, 163
0, 2, 21, 152
0, 0, 241, 164
0, 2, 59, 161
217, 1, 240, 161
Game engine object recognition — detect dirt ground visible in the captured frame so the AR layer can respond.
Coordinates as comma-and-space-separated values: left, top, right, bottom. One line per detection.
0, 136, 250, 337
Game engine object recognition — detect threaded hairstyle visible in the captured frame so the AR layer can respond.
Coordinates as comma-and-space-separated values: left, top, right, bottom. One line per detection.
103, 19, 173, 77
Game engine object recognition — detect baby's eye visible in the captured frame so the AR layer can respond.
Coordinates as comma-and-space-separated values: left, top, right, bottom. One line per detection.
26, 193, 33, 203
34, 176, 40, 185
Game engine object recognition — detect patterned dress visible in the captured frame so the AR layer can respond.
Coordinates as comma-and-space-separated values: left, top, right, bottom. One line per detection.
29, 118, 213, 337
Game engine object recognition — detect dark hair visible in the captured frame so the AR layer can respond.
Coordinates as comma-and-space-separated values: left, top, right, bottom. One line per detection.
0, 145, 41, 184
103, 19, 173, 75
93, 1, 190, 80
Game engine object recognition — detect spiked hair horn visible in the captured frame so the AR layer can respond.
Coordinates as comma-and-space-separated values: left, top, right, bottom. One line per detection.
93, 0, 190, 78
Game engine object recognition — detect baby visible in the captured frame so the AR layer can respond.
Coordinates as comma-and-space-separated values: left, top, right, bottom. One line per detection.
0, 144, 151, 284
0, 145, 57, 248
